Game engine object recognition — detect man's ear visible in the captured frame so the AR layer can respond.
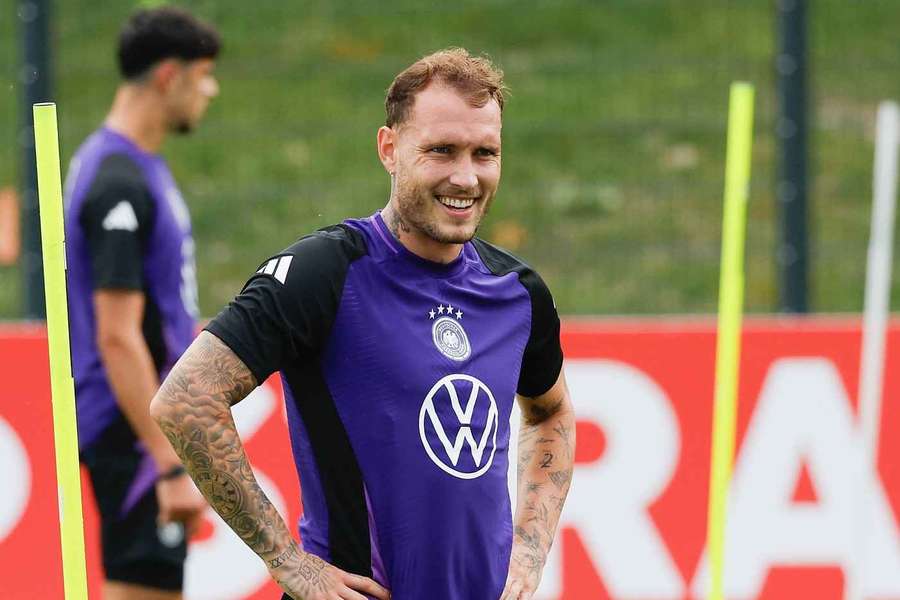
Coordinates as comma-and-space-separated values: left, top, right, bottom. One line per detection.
150, 59, 181, 92
377, 126, 398, 174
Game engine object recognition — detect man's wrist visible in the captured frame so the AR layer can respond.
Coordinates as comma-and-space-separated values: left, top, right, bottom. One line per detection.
266, 543, 300, 571
158, 464, 187, 481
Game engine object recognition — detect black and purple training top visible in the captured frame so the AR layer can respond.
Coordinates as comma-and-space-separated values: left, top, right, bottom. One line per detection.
65, 127, 198, 454
207, 212, 563, 600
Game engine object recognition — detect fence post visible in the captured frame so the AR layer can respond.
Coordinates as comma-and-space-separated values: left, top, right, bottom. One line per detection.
775, 0, 809, 313
18, 0, 53, 319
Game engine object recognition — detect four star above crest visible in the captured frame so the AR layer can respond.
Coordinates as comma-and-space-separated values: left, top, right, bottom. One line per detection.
428, 304, 464, 320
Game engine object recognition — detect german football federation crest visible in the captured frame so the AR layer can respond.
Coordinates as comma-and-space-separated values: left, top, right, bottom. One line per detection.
428, 303, 470, 361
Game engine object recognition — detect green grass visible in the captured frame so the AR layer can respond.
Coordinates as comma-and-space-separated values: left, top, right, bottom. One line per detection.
2, 1, 899, 318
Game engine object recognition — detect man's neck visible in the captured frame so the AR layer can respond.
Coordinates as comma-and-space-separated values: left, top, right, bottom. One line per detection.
104, 85, 167, 153
380, 204, 463, 265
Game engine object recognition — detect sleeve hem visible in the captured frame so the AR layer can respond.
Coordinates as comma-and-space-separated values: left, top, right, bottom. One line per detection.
517, 349, 564, 398
203, 323, 272, 385
94, 279, 144, 291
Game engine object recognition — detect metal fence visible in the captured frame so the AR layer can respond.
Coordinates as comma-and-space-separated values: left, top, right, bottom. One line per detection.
2, 1, 899, 318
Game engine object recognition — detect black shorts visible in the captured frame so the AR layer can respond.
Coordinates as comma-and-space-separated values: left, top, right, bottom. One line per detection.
81, 416, 187, 591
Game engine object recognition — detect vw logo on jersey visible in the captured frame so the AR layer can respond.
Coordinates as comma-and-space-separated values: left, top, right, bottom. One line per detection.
418, 374, 499, 480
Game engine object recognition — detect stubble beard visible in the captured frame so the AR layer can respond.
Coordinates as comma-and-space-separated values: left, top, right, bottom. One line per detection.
393, 175, 489, 245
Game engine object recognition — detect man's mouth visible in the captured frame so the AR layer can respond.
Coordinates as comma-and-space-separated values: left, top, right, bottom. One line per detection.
436, 196, 477, 210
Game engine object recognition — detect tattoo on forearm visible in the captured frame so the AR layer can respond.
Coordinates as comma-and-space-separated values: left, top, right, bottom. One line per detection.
518, 445, 536, 480
553, 420, 574, 460
510, 392, 576, 586
540, 452, 553, 468
548, 468, 573, 490
154, 333, 292, 560
155, 333, 342, 598
268, 545, 298, 569
515, 525, 543, 552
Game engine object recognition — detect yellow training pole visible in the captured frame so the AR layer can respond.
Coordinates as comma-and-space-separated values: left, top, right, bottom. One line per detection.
706, 83, 754, 600
34, 102, 88, 599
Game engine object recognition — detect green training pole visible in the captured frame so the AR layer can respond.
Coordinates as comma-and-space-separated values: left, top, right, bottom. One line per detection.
34, 102, 88, 600
706, 83, 754, 600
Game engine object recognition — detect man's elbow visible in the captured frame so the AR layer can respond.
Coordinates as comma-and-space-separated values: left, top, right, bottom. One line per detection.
96, 326, 140, 358
148, 388, 173, 425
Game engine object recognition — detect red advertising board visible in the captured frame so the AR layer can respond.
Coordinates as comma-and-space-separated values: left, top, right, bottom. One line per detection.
1, 319, 899, 599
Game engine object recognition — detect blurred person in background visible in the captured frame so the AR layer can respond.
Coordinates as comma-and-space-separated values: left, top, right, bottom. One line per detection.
63, 6, 220, 599
0, 187, 19, 266
151, 48, 575, 600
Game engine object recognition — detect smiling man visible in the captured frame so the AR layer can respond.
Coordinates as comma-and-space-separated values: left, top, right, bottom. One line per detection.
151, 48, 575, 600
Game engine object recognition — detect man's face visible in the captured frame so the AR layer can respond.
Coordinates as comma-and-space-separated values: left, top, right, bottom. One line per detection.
166, 58, 219, 134
388, 84, 502, 248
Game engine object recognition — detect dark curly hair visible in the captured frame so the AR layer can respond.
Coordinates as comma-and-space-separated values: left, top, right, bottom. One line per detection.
117, 6, 221, 80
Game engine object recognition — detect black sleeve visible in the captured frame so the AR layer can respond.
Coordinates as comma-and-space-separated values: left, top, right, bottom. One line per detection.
471, 237, 564, 398
204, 225, 367, 384
516, 268, 564, 397
78, 154, 155, 290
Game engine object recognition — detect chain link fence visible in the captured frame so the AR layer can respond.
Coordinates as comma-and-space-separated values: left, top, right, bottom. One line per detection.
2, 1, 899, 318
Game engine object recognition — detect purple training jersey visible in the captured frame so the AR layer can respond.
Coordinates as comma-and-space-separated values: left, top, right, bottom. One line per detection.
206, 213, 563, 600
65, 127, 199, 452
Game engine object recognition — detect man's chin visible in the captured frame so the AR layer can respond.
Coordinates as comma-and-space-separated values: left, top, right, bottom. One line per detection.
430, 223, 479, 245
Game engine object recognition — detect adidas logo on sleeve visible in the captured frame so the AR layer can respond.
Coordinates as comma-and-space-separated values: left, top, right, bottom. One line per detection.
256, 255, 293, 284
101, 200, 139, 232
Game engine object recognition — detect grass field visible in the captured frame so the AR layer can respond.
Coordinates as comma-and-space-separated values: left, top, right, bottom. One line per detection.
2, 1, 899, 318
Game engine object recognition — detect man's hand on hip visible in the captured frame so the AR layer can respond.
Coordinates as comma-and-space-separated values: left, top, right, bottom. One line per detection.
269, 545, 391, 600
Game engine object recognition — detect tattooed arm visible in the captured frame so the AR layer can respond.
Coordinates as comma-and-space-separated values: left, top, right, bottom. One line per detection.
149, 331, 389, 600
500, 371, 576, 600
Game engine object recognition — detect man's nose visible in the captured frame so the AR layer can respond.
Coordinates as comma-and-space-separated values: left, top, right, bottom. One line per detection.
448, 158, 478, 191
203, 76, 220, 98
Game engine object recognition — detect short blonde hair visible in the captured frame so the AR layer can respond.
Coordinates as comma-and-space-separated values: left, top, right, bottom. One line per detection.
385, 48, 506, 127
